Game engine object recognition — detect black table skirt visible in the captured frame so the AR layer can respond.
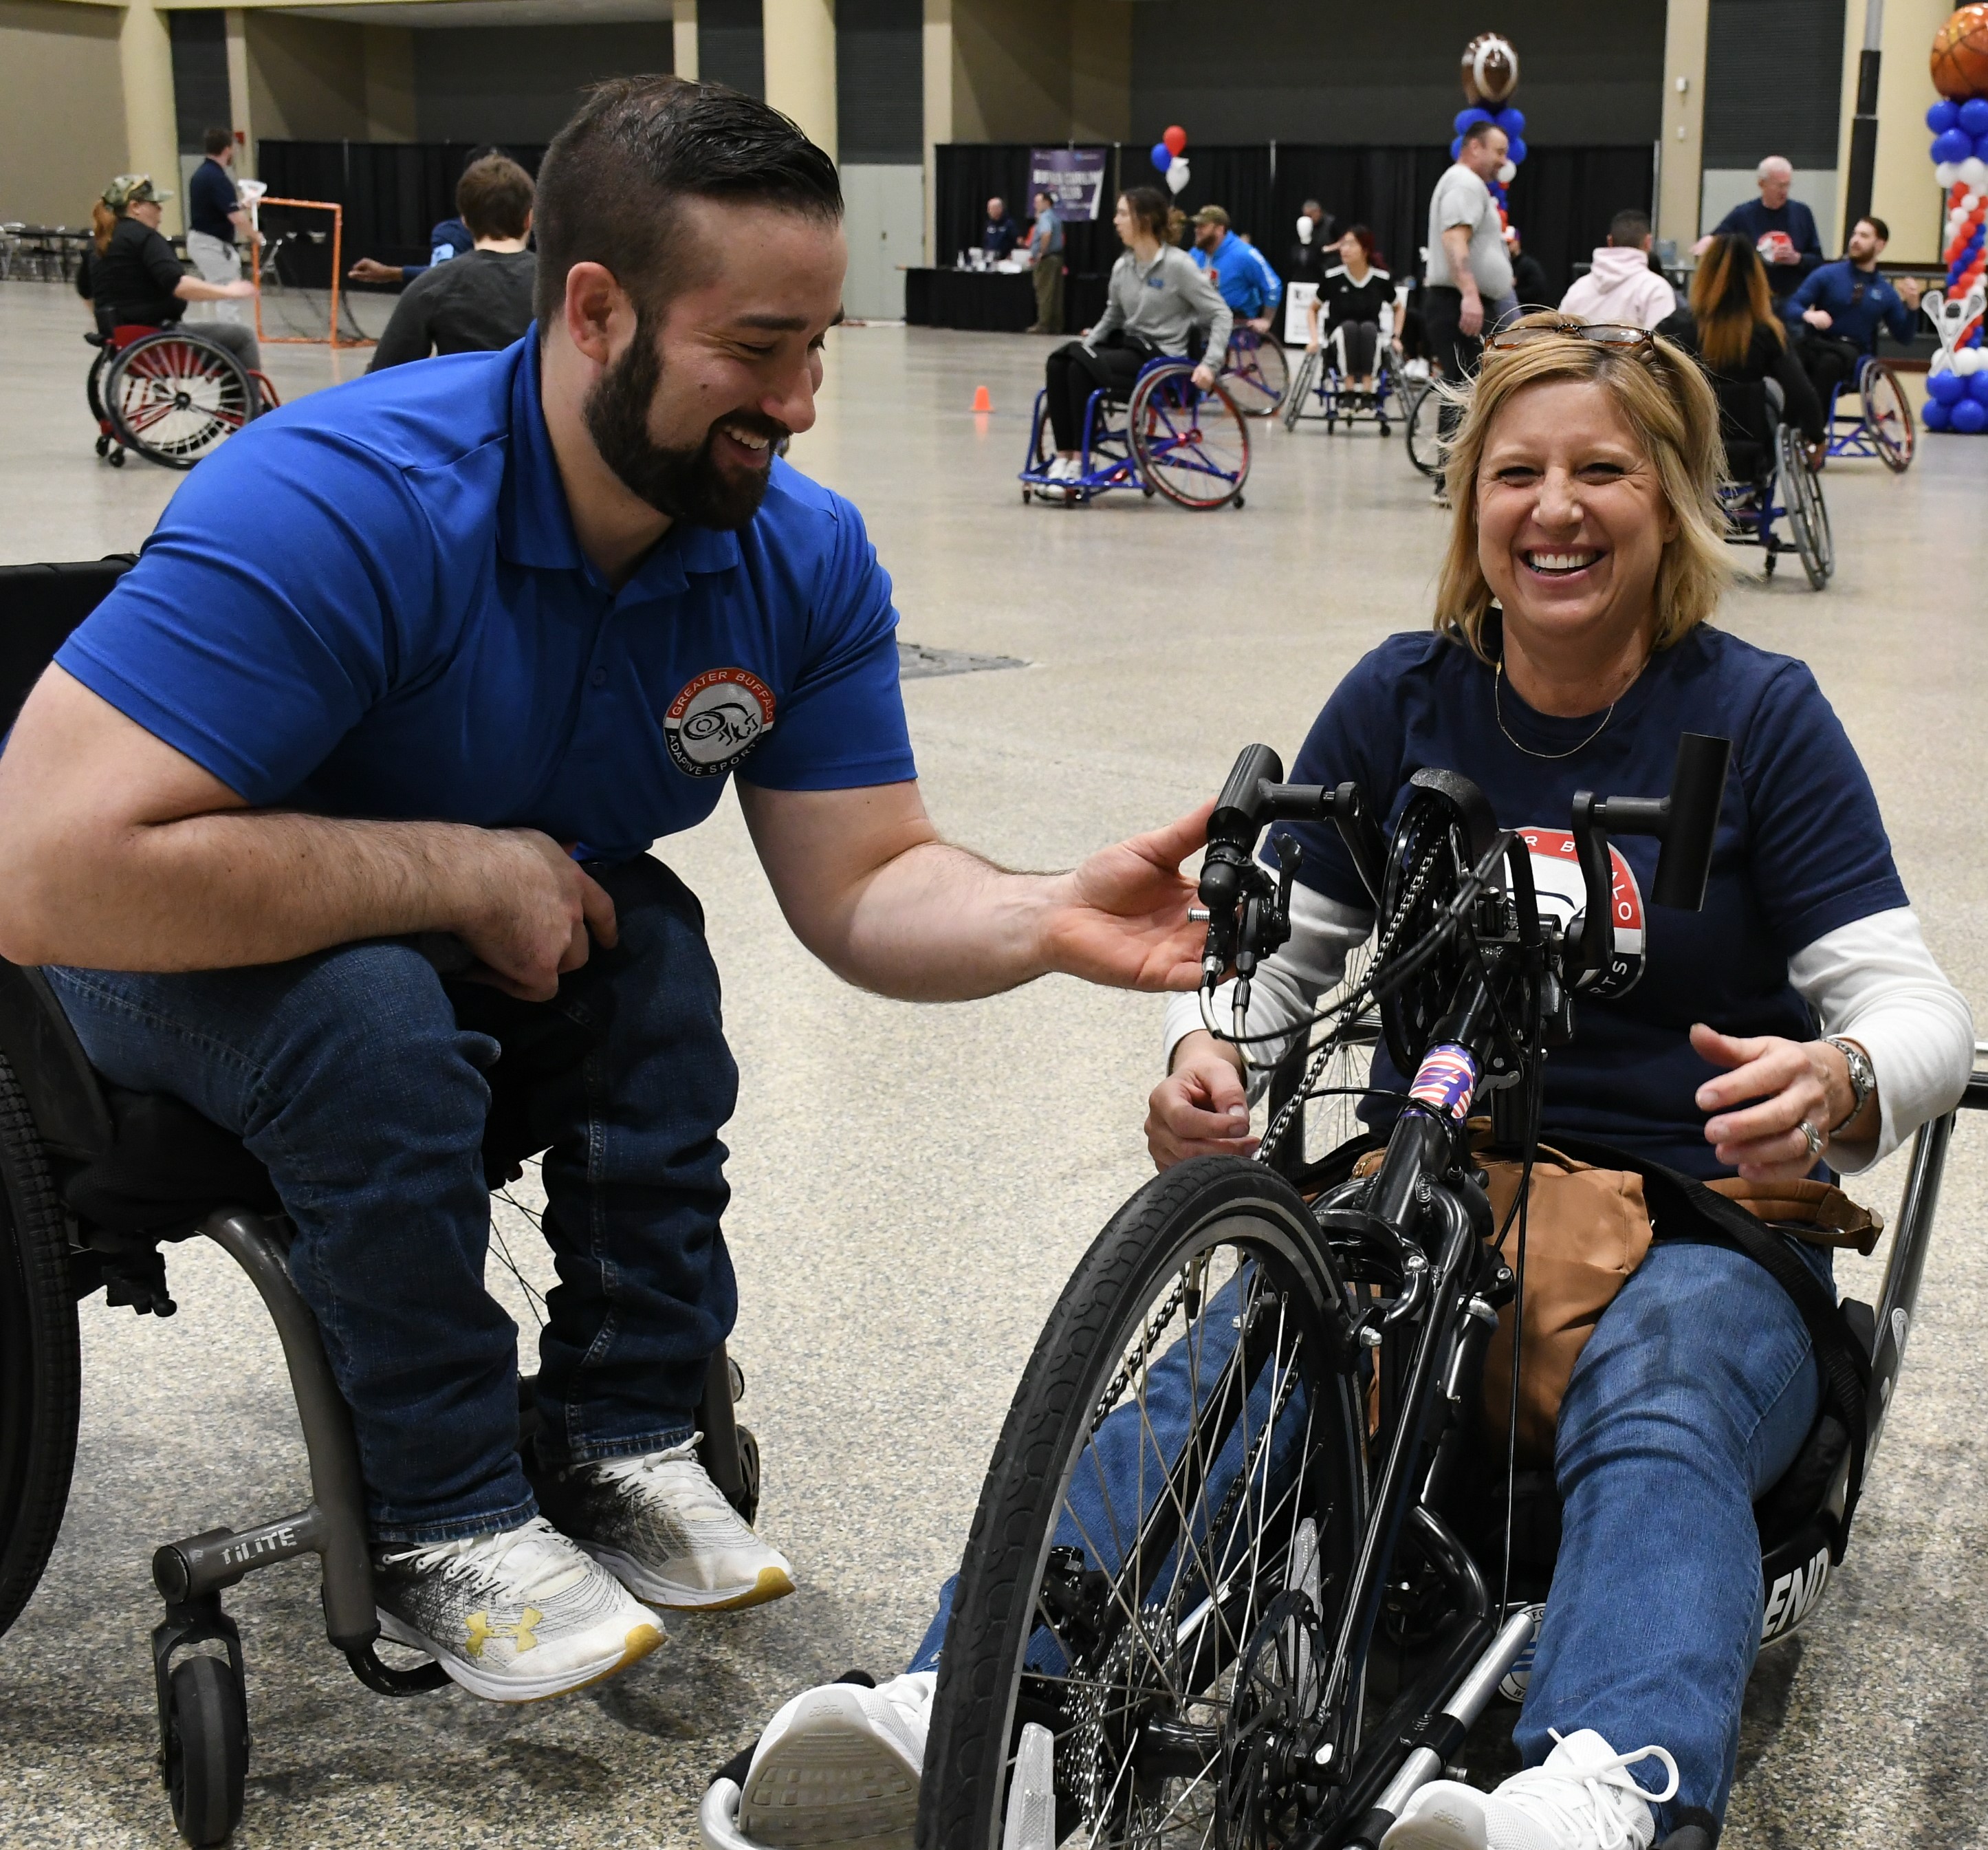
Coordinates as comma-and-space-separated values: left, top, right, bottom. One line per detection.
904, 268, 1036, 331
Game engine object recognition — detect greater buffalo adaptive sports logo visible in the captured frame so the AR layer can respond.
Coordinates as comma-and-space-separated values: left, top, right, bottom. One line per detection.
664, 668, 775, 778
1518, 826, 1647, 998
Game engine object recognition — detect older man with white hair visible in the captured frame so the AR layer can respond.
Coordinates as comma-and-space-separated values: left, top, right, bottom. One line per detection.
1693, 155, 1823, 298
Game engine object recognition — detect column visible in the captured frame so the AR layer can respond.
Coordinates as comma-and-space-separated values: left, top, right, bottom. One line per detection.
922, 0, 953, 263
763, 0, 835, 158
225, 8, 254, 177
675, 0, 699, 80
1657, 0, 1709, 248
119, 0, 182, 236
1865, 0, 1953, 262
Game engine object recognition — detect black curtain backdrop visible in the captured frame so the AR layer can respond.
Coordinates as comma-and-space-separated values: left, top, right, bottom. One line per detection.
932, 143, 1117, 284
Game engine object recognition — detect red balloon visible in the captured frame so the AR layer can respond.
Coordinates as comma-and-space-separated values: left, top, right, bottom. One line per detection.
1162, 125, 1188, 155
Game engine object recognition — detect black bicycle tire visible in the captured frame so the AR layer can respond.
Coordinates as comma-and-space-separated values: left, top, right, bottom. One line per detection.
0, 1049, 82, 1639
1130, 368, 1249, 510
917, 1155, 1364, 1850
1404, 382, 1445, 479
105, 334, 253, 472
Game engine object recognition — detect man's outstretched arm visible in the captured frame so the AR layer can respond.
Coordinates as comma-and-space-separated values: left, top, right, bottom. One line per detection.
0, 666, 611, 1001
736, 779, 1210, 1002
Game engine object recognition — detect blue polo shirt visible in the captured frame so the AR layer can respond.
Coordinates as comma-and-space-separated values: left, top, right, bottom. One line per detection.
1193, 230, 1278, 318
56, 335, 916, 864
1782, 259, 1919, 356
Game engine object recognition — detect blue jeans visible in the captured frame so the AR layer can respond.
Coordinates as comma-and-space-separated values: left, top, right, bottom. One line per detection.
908, 1237, 1820, 1832
45, 855, 739, 1543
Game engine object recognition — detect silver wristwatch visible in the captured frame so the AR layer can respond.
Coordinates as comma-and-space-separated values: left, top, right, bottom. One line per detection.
1824, 1036, 1875, 1133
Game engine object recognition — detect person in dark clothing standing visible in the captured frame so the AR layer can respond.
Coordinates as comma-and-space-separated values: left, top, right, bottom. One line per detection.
184, 128, 256, 334
1694, 157, 1823, 301
1505, 226, 1553, 308
369, 155, 537, 370
982, 196, 1019, 259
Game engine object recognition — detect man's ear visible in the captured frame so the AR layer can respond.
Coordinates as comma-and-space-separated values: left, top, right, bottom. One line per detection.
562, 261, 631, 368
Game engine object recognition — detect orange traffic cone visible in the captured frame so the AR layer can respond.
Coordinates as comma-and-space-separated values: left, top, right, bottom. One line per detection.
971, 384, 993, 412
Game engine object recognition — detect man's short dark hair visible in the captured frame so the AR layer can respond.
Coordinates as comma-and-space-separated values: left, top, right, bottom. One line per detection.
532, 76, 841, 330
1461, 119, 1503, 149
1860, 215, 1890, 243
457, 154, 535, 242
1609, 209, 1652, 246
203, 127, 234, 157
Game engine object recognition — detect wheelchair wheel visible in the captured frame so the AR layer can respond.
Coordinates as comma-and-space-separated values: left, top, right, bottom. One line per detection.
1282, 349, 1319, 433
1404, 379, 1445, 479
1861, 361, 1915, 474
918, 1157, 1364, 1850
164, 1652, 249, 1846
1128, 367, 1249, 510
1777, 426, 1832, 591
104, 332, 255, 471
1224, 331, 1289, 417
0, 1051, 81, 1640
85, 344, 111, 427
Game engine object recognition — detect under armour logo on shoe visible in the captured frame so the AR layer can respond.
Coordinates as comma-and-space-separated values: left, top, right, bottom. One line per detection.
463, 1605, 543, 1659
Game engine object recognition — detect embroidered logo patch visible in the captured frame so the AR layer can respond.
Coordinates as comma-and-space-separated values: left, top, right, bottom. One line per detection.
664, 667, 775, 778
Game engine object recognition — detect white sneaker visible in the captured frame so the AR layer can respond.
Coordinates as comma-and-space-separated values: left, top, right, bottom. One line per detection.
373, 1516, 664, 1704
736, 1669, 936, 1848
556, 1439, 795, 1611
1381, 1728, 1679, 1850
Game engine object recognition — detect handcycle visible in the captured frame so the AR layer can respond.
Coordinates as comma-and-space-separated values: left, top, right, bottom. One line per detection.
910, 734, 1987, 1850
1714, 378, 1833, 591
1821, 352, 1915, 473
1221, 325, 1292, 419
0, 556, 763, 1847
85, 314, 278, 472
1020, 355, 1250, 512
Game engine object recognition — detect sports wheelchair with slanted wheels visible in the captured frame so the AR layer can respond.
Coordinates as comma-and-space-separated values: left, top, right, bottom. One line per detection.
1713, 377, 1833, 591
1285, 332, 1423, 442
1220, 325, 1291, 419
85, 316, 278, 472
910, 737, 1987, 1850
1020, 356, 1251, 511
1822, 353, 1916, 472
0, 557, 761, 1848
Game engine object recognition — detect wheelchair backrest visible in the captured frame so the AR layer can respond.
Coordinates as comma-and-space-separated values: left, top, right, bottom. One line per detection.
0, 555, 133, 732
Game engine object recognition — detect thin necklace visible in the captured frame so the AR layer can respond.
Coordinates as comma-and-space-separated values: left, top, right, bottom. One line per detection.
1494, 659, 1618, 760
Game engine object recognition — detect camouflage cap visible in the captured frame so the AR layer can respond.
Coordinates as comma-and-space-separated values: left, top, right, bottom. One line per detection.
102, 173, 172, 210
1192, 204, 1230, 226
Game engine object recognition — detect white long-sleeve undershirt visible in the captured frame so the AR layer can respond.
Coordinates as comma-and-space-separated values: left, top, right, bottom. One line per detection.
1161, 898, 1976, 1174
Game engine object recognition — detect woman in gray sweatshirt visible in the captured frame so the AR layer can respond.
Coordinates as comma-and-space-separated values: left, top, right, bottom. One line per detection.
1040, 187, 1232, 488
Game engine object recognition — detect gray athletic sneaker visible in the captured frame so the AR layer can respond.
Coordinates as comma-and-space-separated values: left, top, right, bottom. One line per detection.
373, 1515, 664, 1703
554, 1438, 796, 1611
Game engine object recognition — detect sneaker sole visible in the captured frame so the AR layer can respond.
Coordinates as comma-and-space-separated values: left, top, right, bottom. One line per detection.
582, 1547, 796, 1613
1379, 1804, 1487, 1850
737, 1699, 919, 1849
375, 1610, 664, 1704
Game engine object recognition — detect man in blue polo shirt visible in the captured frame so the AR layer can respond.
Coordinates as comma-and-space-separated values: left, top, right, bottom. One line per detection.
0, 80, 1208, 1707
1782, 213, 1925, 406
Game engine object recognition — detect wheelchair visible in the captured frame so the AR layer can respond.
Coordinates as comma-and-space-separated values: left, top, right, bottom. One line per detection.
1220, 325, 1291, 418
1822, 353, 1916, 473
85, 316, 278, 472
899, 739, 1988, 1850
1020, 355, 1250, 511
1285, 327, 1423, 440
0, 557, 761, 1847
1714, 378, 1833, 591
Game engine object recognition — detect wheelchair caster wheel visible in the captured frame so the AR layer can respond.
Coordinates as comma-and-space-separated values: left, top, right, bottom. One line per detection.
1233, 493, 1245, 509
95, 433, 109, 457
1763, 551, 1776, 577
163, 1653, 248, 1846
1142, 485, 1156, 499
1020, 487, 1031, 502
108, 447, 126, 468
734, 1422, 762, 1525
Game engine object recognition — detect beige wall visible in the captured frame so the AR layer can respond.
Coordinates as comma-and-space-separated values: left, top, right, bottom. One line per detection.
362, 23, 417, 141
950, 0, 1071, 142
1835, 0, 1950, 265
1069, 0, 1129, 144
245, 9, 369, 142
0, 0, 128, 225
1657, 0, 1707, 250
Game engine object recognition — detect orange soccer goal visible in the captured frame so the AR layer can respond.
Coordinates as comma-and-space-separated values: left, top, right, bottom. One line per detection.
248, 197, 374, 349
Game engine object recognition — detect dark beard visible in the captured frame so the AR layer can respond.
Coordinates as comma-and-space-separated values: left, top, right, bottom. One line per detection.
581, 325, 788, 530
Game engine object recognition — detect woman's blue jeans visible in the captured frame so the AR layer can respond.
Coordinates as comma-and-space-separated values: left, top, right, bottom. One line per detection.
910, 1237, 1821, 1831
45, 855, 739, 1544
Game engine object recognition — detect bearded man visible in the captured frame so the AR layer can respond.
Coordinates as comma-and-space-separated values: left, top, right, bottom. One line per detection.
0, 78, 1208, 1704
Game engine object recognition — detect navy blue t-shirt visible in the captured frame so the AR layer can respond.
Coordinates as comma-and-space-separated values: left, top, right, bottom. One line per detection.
1274, 625, 1906, 1176
56, 334, 917, 863
187, 158, 239, 244
1709, 198, 1823, 296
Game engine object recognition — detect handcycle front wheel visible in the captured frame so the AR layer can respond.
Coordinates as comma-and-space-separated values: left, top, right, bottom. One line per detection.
1861, 360, 1916, 474
1129, 367, 1250, 510
918, 1156, 1365, 1850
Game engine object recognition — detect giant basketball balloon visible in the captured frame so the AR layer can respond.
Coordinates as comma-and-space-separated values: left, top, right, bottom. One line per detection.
1461, 32, 1520, 105
1932, 4, 1988, 101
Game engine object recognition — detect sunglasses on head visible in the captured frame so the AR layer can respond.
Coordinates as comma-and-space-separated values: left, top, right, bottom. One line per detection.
1485, 320, 1657, 353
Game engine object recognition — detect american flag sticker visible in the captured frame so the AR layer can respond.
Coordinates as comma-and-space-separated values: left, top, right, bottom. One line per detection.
1410, 1042, 1478, 1120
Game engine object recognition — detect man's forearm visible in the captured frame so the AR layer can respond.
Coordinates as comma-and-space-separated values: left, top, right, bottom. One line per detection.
1443, 228, 1478, 298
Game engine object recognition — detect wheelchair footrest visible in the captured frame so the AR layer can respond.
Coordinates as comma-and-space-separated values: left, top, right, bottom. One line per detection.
345, 1638, 451, 1697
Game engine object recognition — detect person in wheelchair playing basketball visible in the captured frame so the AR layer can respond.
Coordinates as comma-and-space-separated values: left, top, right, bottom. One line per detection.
0, 79, 1214, 1709
1037, 187, 1228, 497
1780, 215, 1924, 409
717, 318, 1971, 1850
79, 174, 263, 393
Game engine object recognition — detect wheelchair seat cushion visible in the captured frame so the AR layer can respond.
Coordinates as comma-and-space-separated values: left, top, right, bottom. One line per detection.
63, 1087, 281, 1235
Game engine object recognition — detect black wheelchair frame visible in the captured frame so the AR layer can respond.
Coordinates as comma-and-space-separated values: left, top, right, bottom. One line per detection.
0, 558, 758, 1847
913, 737, 1987, 1850
1713, 378, 1834, 591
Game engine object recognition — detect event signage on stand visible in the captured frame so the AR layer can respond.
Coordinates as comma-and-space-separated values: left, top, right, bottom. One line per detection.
1923, 4, 1988, 431
1029, 148, 1108, 221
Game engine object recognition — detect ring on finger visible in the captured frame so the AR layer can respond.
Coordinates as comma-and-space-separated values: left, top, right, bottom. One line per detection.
1797, 1118, 1824, 1162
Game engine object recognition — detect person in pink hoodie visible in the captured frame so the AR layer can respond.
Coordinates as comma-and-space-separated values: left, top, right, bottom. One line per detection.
1560, 209, 1679, 330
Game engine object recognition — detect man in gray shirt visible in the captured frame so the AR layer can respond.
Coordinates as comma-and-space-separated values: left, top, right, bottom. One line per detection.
369, 155, 536, 371
1421, 120, 1517, 497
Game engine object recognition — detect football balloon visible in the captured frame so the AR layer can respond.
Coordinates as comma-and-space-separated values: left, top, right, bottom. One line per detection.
1461, 32, 1520, 105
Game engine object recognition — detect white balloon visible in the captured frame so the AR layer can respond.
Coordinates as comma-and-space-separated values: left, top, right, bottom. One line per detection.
1963, 156, 1988, 188
1937, 161, 1961, 188
1931, 348, 1952, 374
1166, 156, 1190, 195
1958, 347, 1983, 376
1497, 160, 1517, 184
1296, 215, 1313, 244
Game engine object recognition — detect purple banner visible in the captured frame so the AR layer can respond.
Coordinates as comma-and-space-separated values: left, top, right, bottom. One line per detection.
1029, 147, 1108, 222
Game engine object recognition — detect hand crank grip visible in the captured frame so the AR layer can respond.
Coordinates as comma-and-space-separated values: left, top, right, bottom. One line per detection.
1649, 732, 1730, 911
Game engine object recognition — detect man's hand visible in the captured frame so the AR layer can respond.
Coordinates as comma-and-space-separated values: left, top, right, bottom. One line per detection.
1192, 362, 1219, 391
1039, 802, 1212, 992
1459, 288, 1484, 338
1248, 314, 1273, 334
1899, 276, 1925, 310
348, 257, 402, 285
1802, 306, 1833, 329
1692, 1022, 1867, 1182
221, 280, 256, 300
454, 831, 618, 1002
1147, 1032, 1256, 1169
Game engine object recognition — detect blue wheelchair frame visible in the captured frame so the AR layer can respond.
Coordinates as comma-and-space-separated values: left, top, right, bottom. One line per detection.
1822, 353, 1916, 472
1282, 335, 1418, 437
1019, 354, 1249, 510
1718, 420, 1833, 590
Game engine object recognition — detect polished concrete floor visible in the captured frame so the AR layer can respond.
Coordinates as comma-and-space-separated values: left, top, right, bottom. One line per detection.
1, 278, 1986, 1849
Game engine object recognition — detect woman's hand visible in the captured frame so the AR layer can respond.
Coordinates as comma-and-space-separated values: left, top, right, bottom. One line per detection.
1692, 1022, 1864, 1182
1191, 362, 1219, 391
1147, 1032, 1256, 1171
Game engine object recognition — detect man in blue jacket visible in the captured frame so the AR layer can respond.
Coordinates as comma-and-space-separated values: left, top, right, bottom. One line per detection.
1694, 156, 1822, 299
1190, 206, 1279, 336
1782, 215, 1925, 405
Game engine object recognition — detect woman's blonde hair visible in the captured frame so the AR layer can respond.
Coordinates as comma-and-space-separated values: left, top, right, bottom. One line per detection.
1432, 316, 1732, 662
1689, 233, 1782, 370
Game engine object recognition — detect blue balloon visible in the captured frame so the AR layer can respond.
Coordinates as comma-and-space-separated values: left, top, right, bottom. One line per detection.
1150, 141, 1171, 173
1454, 107, 1492, 133
1962, 98, 1988, 135
1975, 133, 1988, 162
1451, 136, 1465, 160
1496, 107, 1527, 138
1951, 395, 1988, 433
1928, 368, 1969, 404
1970, 369, 1988, 405
1924, 397, 1952, 431
1930, 98, 1961, 133
1507, 136, 1528, 166
1934, 127, 1974, 163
